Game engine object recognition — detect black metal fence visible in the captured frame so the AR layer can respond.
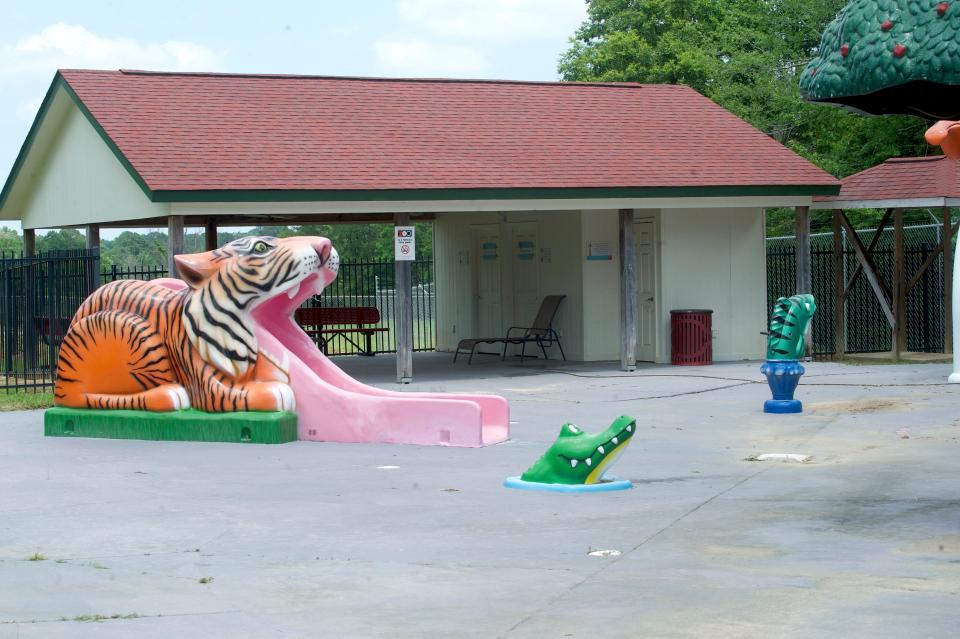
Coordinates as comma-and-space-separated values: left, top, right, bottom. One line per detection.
1, 251, 435, 391
767, 224, 946, 356
302, 259, 435, 355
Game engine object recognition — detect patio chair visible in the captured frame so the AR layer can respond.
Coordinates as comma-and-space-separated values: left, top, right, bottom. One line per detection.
454, 295, 566, 364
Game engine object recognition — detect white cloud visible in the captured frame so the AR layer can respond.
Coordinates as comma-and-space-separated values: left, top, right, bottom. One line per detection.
1, 23, 224, 75
396, 0, 586, 39
373, 38, 488, 76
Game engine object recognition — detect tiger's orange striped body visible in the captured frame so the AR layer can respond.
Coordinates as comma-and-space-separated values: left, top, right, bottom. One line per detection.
54, 236, 337, 413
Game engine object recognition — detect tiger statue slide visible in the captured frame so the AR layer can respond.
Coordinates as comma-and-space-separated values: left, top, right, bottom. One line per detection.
54, 236, 508, 447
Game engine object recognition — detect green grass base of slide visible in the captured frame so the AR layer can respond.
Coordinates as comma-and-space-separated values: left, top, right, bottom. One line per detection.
44, 408, 298, 444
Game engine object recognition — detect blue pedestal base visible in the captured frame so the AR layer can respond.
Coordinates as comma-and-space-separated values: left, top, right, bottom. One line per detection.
763, 398, 803, 414
760, 359, 805, 414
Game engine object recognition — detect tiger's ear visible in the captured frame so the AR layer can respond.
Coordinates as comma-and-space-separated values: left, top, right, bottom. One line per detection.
174, 251, 219, 288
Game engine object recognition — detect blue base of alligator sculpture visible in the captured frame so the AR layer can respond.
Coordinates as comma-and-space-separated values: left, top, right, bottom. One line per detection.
503, 474, 633, 493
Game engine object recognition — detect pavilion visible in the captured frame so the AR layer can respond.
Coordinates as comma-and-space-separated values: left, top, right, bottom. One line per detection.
0, 69, 839, 380
812, 155, 959, 359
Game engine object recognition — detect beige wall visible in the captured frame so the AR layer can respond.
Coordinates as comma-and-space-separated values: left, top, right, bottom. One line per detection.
434, 210, 584, 360
437, 207, 767, 364
659, 207, 767, 362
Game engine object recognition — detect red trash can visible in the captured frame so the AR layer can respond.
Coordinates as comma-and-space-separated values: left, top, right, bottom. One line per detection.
670, 309, 713, 366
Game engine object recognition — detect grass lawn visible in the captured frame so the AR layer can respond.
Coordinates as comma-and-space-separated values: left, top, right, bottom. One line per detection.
0, 392, 54, 411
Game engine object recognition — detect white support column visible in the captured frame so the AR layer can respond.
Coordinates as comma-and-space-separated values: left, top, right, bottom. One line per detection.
395, 212, 413, 383
619, 208, 637, 371
168, 215, 185, 278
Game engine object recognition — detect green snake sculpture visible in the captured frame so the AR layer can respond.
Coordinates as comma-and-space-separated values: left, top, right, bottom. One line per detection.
766, 294, 817, 361
520, 415, 636, 485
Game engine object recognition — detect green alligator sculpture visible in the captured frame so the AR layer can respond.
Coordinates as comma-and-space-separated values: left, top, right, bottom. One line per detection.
766, 294, 817, 361
520, 415, 636, 485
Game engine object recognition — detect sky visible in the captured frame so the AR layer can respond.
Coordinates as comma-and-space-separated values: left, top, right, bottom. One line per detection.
0, 0, 588, 237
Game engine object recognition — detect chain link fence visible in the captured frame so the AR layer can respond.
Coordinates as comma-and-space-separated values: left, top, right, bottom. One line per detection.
767, 224, 946, 356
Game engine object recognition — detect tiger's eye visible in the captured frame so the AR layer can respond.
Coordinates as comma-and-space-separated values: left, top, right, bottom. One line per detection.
252, 241, 269, 254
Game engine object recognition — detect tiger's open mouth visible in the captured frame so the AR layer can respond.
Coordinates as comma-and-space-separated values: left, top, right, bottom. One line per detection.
252, 247, 340, 325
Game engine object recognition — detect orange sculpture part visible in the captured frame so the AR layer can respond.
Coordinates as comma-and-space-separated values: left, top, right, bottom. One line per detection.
925, 120, 960, 159
54, 236, 335, 412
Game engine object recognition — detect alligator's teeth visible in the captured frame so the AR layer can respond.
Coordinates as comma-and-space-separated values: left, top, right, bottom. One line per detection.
585, 458, 592, 466
612, 437, 618, 445
597, 445, 605, 455
626, 425, 633, 432
570, 459, 578, 468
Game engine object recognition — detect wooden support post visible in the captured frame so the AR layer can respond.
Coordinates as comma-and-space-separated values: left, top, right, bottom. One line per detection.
832, 210, 845, 358
944, 208, 954, 355
394, 212, 413, 383
839, 212, 895, 328
205, 218, 219, 251
892, 208, 906, 360
167, 215, 185, 278
795, 206, 812, 357
843, 208, 893, 299
23, 228, 35, 257
619, 208, 637, 371
85, 224, 101, 292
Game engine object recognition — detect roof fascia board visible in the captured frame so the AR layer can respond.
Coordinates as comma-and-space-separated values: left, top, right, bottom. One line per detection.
810, 197, 946, 209
171, 195, 816, 217
0, 73, 155, 214
156, 184, 838, 204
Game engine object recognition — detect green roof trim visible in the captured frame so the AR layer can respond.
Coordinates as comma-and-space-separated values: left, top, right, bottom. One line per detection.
150, 184, 838, 203
0, 73, 154, 212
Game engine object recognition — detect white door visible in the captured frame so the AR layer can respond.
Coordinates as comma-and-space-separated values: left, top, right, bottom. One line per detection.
473, 225, 502, 338
635, 220, 657, 362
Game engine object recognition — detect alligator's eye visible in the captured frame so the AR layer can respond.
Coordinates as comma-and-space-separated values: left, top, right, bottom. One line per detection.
560, 424, 582, 437
251, 241, 270, 255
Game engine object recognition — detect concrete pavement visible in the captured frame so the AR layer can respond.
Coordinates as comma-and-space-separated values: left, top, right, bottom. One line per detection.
1, 355, 958, 638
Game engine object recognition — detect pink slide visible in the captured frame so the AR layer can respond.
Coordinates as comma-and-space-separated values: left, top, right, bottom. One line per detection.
154, 275, 509, 448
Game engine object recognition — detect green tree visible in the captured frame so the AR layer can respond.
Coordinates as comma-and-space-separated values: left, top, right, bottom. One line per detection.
560, 0, 932, 229
0, 226, 23, 255
36, 228, 85, 252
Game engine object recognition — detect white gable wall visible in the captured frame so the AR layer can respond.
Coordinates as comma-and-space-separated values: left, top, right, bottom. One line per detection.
12, 92, 166, 229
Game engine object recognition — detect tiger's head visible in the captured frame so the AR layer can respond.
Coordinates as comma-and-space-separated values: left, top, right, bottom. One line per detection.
174, 236, 340, 377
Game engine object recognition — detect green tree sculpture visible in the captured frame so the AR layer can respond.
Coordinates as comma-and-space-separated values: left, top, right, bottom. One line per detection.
800, 0, 960, 118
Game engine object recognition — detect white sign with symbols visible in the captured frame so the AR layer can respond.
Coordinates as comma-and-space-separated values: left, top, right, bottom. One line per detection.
395, 226, 415, 261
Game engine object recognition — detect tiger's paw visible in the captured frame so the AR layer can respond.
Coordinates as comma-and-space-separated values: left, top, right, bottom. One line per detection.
244, 381, 296, 412
165, 385, 192, 411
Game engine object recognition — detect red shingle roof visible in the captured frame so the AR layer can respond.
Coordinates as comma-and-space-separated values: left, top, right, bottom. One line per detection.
58, 69, 837, 195
814, 155, 960, 204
